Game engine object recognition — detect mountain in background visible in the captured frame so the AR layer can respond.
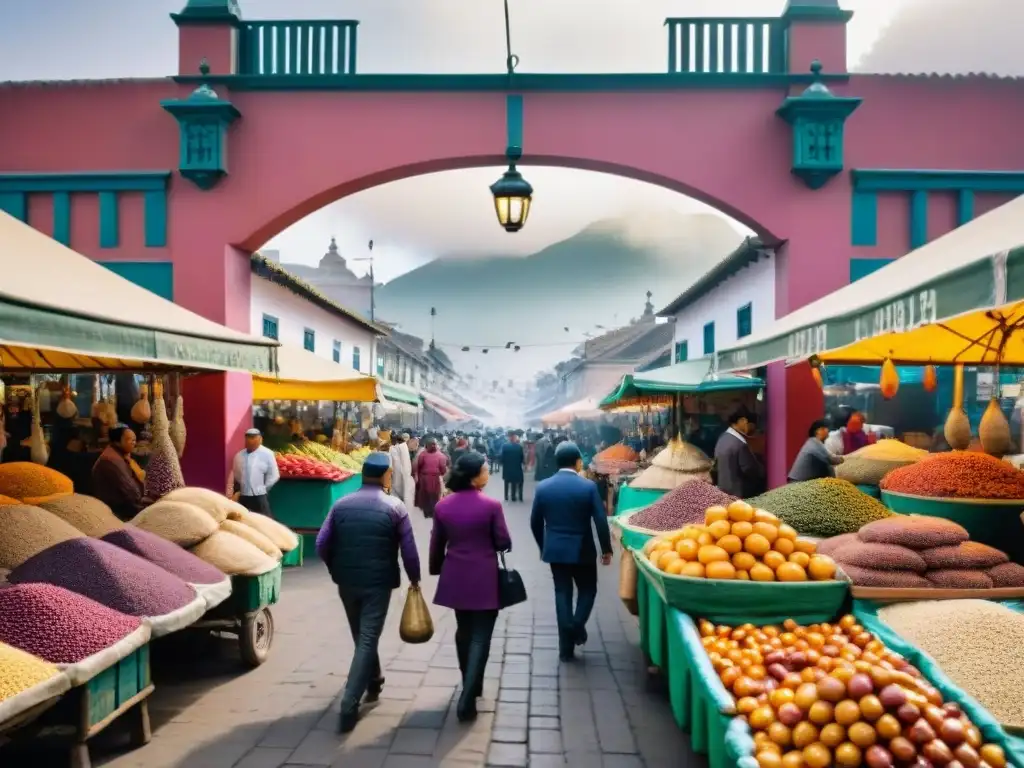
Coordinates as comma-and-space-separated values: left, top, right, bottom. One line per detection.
371, 210, 743, 380
858, 0, 1021, 75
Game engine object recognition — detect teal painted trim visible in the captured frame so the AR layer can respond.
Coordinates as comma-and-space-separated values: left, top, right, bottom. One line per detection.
850, 191, 877, 246
0, 192, 27, 222
143, 190, 167, 247
957, 189, 975, 226
52, 192, 71, 245
780, 6, 854, 23
852, 169, 1024, 193
506, 94, 523, 151
98, 261, 174, 301
909, 190, 928, 249
98, 192, 119, 248
0, 172, 170, 194
850, 258, 894, 283
174, 71, 850, 92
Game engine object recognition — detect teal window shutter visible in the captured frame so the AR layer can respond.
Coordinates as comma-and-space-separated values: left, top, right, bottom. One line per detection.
674, 341, 688, 363
737, 303, 752, 339
262, 314, 279, 340
353, 346, 362, 370
332, 340, 342, 363
303, 328, 315, 352
703, 322, 715, 355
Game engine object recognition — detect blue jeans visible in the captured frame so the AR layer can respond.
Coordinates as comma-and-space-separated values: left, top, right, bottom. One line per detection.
338, 587, 391, 713
550, 563, 598, 656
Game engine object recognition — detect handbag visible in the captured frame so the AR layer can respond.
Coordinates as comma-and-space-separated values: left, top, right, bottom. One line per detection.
497, 551, 527, 609
399, 584, 434, 644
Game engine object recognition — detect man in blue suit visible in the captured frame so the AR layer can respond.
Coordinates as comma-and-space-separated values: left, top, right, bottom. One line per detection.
530, 441, 613, 661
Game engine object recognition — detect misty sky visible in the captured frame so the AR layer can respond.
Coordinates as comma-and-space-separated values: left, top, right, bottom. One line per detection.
0, 0, 909, 284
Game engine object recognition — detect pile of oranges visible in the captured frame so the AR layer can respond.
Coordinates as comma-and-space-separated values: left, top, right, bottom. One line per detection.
642, 500, 838, 582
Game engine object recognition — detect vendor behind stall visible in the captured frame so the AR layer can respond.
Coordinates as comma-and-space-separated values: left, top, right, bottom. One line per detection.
232, 428, 280, 516
91, 425, 146, 521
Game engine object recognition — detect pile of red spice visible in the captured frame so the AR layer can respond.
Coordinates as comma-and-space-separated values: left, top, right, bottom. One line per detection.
880, 452, 1024, 500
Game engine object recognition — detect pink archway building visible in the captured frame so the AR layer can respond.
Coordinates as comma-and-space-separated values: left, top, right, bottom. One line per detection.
2, 0, 1024, 488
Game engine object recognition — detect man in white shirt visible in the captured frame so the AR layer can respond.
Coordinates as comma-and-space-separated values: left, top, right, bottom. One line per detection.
232, 428, 280, 516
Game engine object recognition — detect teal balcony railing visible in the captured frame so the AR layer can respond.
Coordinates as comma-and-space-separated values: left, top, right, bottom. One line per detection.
665, 18, 785, 74
238, 21, 360, 76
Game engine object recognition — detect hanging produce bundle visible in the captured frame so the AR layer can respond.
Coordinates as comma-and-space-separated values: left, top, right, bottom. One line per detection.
130, 381, 152, 425
28, 386, 47, 466
880, 451, 1024, 499
700, 615, 1009, 768
275, 453, 352, 481
143, 378, 185, 501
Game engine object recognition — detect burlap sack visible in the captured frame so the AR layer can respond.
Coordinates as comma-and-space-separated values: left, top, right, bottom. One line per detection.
619, 548, 638, 616
399, 585, 434, 644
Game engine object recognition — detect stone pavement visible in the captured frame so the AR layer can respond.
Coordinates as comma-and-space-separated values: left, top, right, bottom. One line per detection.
88, 477, 699, 767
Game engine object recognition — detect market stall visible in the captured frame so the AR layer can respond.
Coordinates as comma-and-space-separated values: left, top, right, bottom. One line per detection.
540, 396, 603, 427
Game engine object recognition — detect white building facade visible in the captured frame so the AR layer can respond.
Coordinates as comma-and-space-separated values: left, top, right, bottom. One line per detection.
660, 238, 776, 363
250, 256, 382, 375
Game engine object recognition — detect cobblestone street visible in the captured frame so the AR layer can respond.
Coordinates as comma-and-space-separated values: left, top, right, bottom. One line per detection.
92, 478, 698, 767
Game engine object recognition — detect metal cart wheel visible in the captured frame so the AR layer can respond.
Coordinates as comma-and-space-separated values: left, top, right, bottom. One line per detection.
239, 607, 274, 667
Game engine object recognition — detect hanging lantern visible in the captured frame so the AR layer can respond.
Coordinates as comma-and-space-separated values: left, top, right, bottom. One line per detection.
490, 148, 533, 233
879, 359, 900, 399
922, 364, 937, 393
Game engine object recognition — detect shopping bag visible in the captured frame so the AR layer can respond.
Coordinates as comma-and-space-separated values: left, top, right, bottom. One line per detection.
399, 584, 434, 644
497, 551, 527, 609
619, 547, 639, 616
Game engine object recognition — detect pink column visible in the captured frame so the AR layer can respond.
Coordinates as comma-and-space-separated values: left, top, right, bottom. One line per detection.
766, 362, 824, 488
173, 2, 240, 76
782, 1, 851, 74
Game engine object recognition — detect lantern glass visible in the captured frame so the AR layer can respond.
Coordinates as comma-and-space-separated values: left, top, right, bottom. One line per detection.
490, 164, 533, 233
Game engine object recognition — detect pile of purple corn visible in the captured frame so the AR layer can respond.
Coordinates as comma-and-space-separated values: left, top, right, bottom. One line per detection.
630, 480, 736, 531
9, 538, 196, 617
0, 583, 142, 663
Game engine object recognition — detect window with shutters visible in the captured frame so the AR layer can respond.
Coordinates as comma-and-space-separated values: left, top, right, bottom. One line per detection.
674, 341, 688, 363
261, 314, 279, 341
703, 322, 715, 355
737, 303, 753, 339
303, 328, 315, 352
352, 346, 362, 371
332, 340, 341, 363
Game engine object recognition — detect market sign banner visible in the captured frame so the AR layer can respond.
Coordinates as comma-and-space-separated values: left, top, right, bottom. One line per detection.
714, 252, 1024, 372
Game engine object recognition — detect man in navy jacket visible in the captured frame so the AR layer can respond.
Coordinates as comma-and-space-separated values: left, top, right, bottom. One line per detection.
530, 441, 613, 660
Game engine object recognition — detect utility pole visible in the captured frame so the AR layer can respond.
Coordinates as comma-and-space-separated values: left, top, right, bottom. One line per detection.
367, 240, 375, 323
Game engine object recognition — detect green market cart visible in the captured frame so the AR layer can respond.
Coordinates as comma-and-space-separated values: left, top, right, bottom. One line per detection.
269, 475, 362, 563
192, 565, 283, 667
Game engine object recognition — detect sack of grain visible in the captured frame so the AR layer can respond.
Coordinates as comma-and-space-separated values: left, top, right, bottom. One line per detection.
129, 500, 218, 547
832, 540, 928, 573
924, 568, 994, 589
161, 487, 233, 524
0, 463, 73, 503
189, 530, 279, 576
0, 505, 83, 570
38, 494, 123, 538
651, 439, 712, 472
629, 465, 711, 491
839, 564, 932, 588
858, 515, 969, 549
234, 510, 299, 553
220, 519, 282, 560
988, 561, 1024, 587
920, 541, 1009, 570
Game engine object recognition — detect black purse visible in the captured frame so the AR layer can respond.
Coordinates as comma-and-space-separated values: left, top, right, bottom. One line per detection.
497, 551, 527, 609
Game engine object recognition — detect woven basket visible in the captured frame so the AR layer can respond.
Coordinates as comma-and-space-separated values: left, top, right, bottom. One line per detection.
630, 465, 711, 491
651, 439, 712, 473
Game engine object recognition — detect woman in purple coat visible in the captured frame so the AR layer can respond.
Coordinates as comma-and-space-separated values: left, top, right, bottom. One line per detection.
429, 451, 512, 722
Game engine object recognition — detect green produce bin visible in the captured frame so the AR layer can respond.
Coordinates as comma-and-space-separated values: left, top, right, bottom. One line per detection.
636, 558, 668, 668
880, 490, 1024, 564
226, 565, 282, 615
856, 484, 881, 499
666, 609, 757, 768
616, 485, 667, 516
635, 551, 849, 626
611, 511, 658, 551
854, 600, 1024, 764
280, 535, 304, 567
268, 475, 362, 530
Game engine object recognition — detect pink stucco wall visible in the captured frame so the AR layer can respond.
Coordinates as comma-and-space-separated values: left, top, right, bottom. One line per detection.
2, 40, 1024, 486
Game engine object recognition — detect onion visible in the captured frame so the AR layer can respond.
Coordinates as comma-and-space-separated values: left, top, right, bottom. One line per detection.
890, 737, 918, 763
939, 718, 966, 747
848, 673, 874, 699
898, 702, 922, 725
953, 744, 981, 768
777, 703, 803, 727
879, 684, 908, 709
922, 739, 954, 766
909, 719, 937, 745
866, 745, 895, 768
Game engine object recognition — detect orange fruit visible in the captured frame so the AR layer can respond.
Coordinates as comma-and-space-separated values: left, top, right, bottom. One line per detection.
789, 551, 811, 568
731, 521, 754, 539
682, 526, 705, 541
735, 569, 750, 580
656, 550, 681, 570
681, 561, 706, 578
794, 538, 817, 555
718, 534, 743, 555
728, 501, 755, 522
773, 537, 796, 557
764, 551, 787, 570
705, 506, 729, 524
778, 523, 798, 541
664, 558, 685, 575
750, 563, 776, 582
777, 562, 808, 582
706, 561, 737, 580
754, 509, 780, 525
732, 551, 757, 570
675, 539, 699, 561
708, 520, 732, 540
696, 532, 714, 547
698, 544, 730, 564
744, 533, 772, 557
807, 555, 837, 581
753, 522, 780, 543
